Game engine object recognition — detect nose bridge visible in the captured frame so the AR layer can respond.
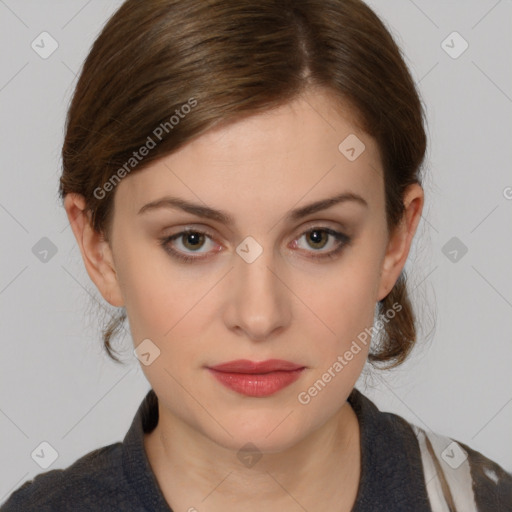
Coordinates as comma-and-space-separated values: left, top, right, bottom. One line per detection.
227, 235, 289, 339
236, 235, 280, 303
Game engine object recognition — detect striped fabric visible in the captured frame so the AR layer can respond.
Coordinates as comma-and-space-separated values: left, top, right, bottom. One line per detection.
413, 424, 511, 511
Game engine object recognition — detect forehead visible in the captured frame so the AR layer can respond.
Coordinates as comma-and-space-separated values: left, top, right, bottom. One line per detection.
115, 88, 383, 219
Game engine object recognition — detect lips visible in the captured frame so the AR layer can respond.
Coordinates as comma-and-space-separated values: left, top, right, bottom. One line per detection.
207, 359, 305, 397
209, 359, 304, 373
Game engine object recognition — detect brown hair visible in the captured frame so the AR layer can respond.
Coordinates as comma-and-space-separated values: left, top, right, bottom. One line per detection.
60, 0, 427, 368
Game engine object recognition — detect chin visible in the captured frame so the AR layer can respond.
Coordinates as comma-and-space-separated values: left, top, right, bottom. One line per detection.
201, 409, 314, 455
212, 429, 305, 457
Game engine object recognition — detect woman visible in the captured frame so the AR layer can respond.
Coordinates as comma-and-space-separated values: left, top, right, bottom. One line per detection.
2, 0, 511, 510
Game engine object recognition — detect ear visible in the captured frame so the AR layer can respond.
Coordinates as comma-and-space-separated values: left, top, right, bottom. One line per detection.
63, 193, 125, 307
376, 183, 424, 302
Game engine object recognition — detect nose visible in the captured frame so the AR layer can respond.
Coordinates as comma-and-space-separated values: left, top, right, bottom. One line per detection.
223, 241, 291, 342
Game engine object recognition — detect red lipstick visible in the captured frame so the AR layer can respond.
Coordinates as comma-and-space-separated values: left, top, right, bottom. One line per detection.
207, 359, 305, 397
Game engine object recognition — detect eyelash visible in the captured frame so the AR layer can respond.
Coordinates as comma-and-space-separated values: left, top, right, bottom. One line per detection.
159, 227, 351, 264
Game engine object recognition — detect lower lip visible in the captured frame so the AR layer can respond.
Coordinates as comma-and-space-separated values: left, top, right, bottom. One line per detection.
207, 368, 305, 397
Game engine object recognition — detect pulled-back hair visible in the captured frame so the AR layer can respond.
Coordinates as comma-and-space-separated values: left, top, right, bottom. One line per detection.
60, 0, 428, 368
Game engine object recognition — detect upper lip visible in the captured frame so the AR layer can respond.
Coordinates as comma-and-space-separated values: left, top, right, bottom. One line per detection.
208, 359, 304, 374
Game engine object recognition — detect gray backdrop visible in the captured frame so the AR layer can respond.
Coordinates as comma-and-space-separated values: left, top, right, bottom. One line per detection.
1, 0, 511, 502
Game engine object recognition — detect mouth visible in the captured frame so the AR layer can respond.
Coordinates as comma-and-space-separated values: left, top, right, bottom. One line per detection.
206, 359, 306, 397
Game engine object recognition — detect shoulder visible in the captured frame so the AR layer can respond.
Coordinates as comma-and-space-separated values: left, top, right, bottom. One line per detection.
348, 388, 511, 510
409, 423, 512, 511
0, 441, 136, 512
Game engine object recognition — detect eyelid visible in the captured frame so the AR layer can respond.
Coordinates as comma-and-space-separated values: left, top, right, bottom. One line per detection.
159, 223, 351, 263
165, 227, 222, 252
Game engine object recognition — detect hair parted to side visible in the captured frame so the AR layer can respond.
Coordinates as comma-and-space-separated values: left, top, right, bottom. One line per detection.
60, 0, 428, 368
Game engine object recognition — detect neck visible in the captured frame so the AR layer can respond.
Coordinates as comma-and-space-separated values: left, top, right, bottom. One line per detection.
144, 400, 361, 512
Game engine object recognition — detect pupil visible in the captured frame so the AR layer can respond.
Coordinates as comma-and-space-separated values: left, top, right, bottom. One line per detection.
186, 232, 202, 248
309, 230, 326, 248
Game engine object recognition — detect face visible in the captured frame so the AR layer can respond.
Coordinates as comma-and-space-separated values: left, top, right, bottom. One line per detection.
67, 87, 423, 453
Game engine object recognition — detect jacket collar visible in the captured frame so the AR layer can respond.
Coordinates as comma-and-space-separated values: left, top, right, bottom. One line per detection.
122, 387, 431, 511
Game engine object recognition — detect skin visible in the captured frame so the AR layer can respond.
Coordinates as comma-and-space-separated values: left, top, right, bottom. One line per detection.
65, 87, 424, 511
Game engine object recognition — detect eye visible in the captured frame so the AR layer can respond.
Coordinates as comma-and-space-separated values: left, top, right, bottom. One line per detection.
291, 227, 351, 260
159, 228, 220, 263
159, 226, 351, 263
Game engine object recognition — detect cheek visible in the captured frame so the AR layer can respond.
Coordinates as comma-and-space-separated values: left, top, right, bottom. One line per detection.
292, 262, 379, 415
114, 239, 192, 343
116, 245, 225, 374
299, 244, 382, 346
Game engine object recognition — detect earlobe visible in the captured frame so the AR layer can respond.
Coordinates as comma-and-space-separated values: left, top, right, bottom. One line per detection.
376, 183, 424, 302
63, 193, 125, 307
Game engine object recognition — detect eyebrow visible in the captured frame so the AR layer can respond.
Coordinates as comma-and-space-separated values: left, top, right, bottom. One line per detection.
137, 192, 368, 224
